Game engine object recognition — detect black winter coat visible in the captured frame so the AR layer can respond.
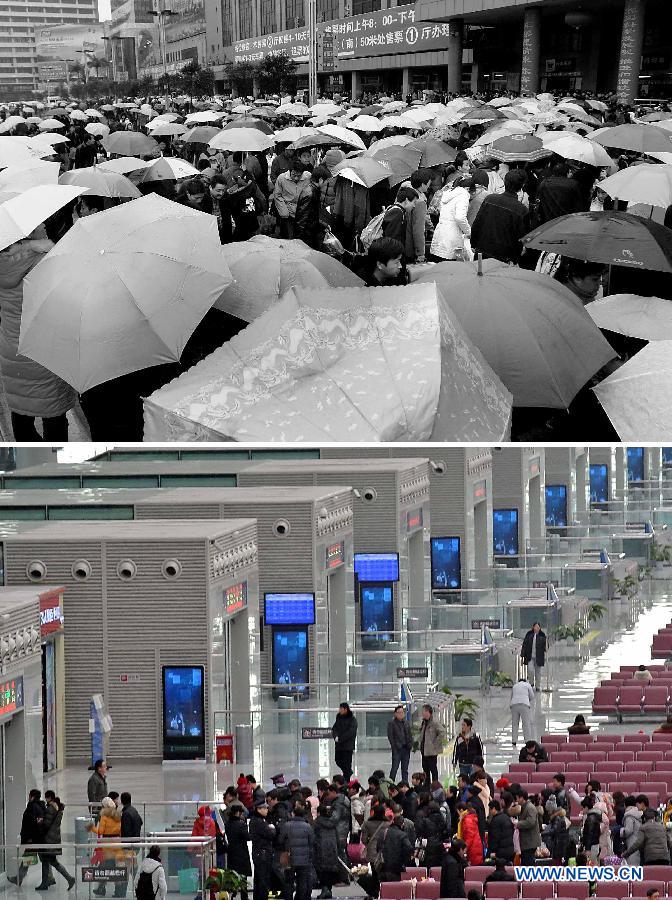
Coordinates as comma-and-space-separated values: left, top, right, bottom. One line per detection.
400, 790, 418, 822
416, 810, 448, 867
278, 818, 315, 868
225, 818, 252, 876
313, 815, 341, 873
380, 824, 413, 876
521, 629, 547, 666
440, 853, 466, 899
329, 794, 351, 847
121, 804, 143, 839
249, 815, 275, 862
381, 205, 407, 246
332, 712, 357, 751
20, 799, 45, 844
487, 812, 515, 862
40, 805, 64, 857
581, 811, 602, 850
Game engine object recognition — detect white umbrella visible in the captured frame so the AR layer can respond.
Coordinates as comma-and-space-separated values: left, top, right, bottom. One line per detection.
150, 122, 188, 137
540, 132, 613, 167
317, 124, 366, 150
347, 115, 384, 133
30, 132, 71, 147
0, 184, 85, 252
59, 167, 141, 199
85, 122, 110, 138
277, 102, 310, 117
84, 108, 104, 119
274, 127, 319, 144
184, 110, 226, 124
38, 118, 66, 131
648, 151, 672, 165
598, 164, 672, 208
138, 157, 200, 181
0, 116, 28, 134
0, 137, 50, 167
378, 115, 421, 131
232, 104, 253, 114
473, 121, 532, 147
586, 294, 672, 341
209, 129, 274, 152
98, 157, 151, 175
68, 109, 88, 121
0, 160, 60, 191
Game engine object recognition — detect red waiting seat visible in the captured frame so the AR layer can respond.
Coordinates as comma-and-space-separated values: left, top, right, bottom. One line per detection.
486, 885, 519, 899
652, 731, 672, 742
654, 759, 672, 770
557, 884, 589, 899
380, 884, 413, 900
642, 866, 672, 882
580, 751, 608, 765
464, 868, 495, 884
642, 689, 670, 714
632, 882, 666, 896
591, 771, 618, 784
429, 867, 441, 881
542, 732, 567, 744
550, 751, 578, 764
568, 733, 594, 744
617, 686, 644, 713
608, 749, 637, 762
521, 886, 554, 900
597, 759, 625, 773
466, 883, 485, 896
509, 763, 536, 773
536, 762, 559, 773
623, 732, 650, 743
593, 685, 620, 713
415, 882, 440, 900
610, 781, 637, 794
638, 747, 666, 761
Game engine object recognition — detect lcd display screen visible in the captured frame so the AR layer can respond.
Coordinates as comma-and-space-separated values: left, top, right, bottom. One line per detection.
493, 509, 518, 557
664, 448, 672, 467
162, 666, 205, 760
589, 464, 608, 503
360, 584, 394, 649
272, 628, 309, 693
545, 485, 568, 528
430, 537, 461, 589
354, 552, 399, 582
627, 447, 644, 483
264, 593, 315, 626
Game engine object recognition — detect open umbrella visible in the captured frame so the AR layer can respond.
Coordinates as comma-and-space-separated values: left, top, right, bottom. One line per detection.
183, 126, 221, 145
38, 118, 67, 131
289, 133, 340, 150
277, 102, 311, 117
0, 116, 29, 134
84, 108, 104, 119
461, 106, 503, 124
102, 131, 158, 157
598, 164, 672, 209
415, 259, 615, 407
20, 193, 233, 393
150, 122, 188, 137
0, 184, 85, 252
368, 144, 423, 170
231, 104, 253, 114
378, 115, 421, 131
85, 122, 110, 138
59, 167, 141, 199
586, 294, 672, 341
406, 137, 457, 167
371, 135, 414, 150
213, 235, 365, 321
184, 110, 226, 124
137, 157, 200, 182
347, 115, 384, 133
317, 124, 366, 150
209, 128, 274, 153
473, 121, 532, 147
522, 211, 672, 273
143, 281, 512, 442
98, 157, 151, 175
223, 118, 274, 135
540, 132, 613, 167
0, 137, 50, 167
383, 101, 409, 113
30, 132, 70, 148
0, 160, 60, 191
591, 123, 672, 153
488, 134, 552, 163
592, 342, 672, 440
333, 156, 391, 188
309, 102, 342, 116
274, 126, 318, 144
69, 109, 88, 121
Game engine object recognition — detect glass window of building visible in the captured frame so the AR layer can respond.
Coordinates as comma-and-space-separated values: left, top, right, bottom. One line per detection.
239, 0, 254, 38
352, 0, 380, 13
221, 0, 233, 46
317, 0, 338, 21
284, 0, 303, 28
260, 0, 275, 34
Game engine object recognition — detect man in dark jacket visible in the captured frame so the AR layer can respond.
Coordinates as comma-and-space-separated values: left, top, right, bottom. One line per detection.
440, 838, 467, 899
387, 705, 413, 783
87, 759, 108, 806
9, 790, 46, 886
325, 784, 350, 862
535, 162, 586, 225
379, 816, 413, 882
520, 622, 547, 691
382, 187, 419, 247
519, 740, 548, 764
332, 702, 357, 782
486, 802, 515, 863
278, 807, 315, 900
119, 791, 143, 898
36, 794, 75, 890
471, 169, 530, 264
452, 717, 484, 779
201, 175, 233, 244
396, 782, 418, 822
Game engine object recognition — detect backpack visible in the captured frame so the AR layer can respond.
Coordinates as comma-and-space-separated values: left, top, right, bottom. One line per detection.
136, 868, 159, 900
359, 208, 387, 250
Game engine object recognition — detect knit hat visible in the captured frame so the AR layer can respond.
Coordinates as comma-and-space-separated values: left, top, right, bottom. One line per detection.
101, 797, 116, 809
323, 148, 345, 170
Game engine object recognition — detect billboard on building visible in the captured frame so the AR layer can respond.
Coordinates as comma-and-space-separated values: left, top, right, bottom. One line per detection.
163, 0, 206, 42
35, 24, 107, 63
233, 27, 311, 64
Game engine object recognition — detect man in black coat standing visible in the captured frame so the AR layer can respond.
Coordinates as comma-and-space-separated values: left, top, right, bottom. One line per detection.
440, 839, 467, 899
119, 792, 143, 898
8, 789, 46, 886
332, 702, 357, 782
471, 169, 530, 264
278, 807, 315, 900
520, 622, 547, 691
387, 705, 413, 783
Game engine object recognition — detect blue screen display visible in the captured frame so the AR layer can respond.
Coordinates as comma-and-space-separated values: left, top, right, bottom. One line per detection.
273, 628, 308, 690
545, 485, 568, 527
431, 537, 461, 589
627, 447, 644, 482
265, 593, 315, 626
493, 509, 518, 557
589, 464, 608, 503
361, 585, 394, 649
163, 667, 204, 739
354, 552, 399, 583
664, 448, 672, 467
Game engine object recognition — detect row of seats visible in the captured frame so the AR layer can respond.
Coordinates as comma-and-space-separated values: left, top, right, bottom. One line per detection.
546, 747, 672, 762
651, 625, 672, 658
593, 684, 672, 715
541, 732, 672, 745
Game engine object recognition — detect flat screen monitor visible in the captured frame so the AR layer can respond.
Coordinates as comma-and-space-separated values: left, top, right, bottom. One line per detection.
272, 628, 309, 695
664, 448, 672, 467
430, 537, 461, 589
493, 508, 518, 557
354, 552, 399, 583
360, 584, 394, 650
589, 464, 608, 503
545, 485, 568, 528
162, 666, 205, 760
264, 592, 315, 626
627, 447, 644, 483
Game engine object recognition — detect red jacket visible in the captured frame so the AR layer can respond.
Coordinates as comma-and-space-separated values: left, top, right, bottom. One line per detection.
461, 812, 483, 865
191, 806, 216, 839
236, 777, 254, 811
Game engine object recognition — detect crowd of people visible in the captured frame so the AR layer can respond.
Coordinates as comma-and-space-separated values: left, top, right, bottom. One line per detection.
1, 90, 671, 441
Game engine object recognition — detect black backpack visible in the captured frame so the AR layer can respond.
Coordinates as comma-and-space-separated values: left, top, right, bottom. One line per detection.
136, 869, 159, 900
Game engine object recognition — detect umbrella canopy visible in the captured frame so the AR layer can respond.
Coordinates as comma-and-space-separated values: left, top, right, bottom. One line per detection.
586, 294, 672, 341
461, 106, 503, 124
38, 118, 67, 131
0, 160, 60, 191
59, 167, 141, 199
406, 137, 457, 167
382, 101, 408, 113
184, 110, 226, 124
592, 342, 672, 440
334, 156, 391, 188
309, 102, 342, 115
30, 132, 70, 147
85, 122, 110, 138
213, 235, 365, 320
144, 281, 512, 442
378, 115, 421, 131
102, 131, 158, 157
415, 259, 615, 407
540, 132, 613, 167
488, 134, 552, 163
137, 157, 200, 182
0, 116, 29, 133
100, 104, 115, 112
277, 102, 311, 117
209, 128, 274, 153
183, 125, 221, 145
586, 99, 608, 112
317, 124, 366, 150
639, 111, 670, 122
222, 118, 274, 135
473, 121, 532, 147
98, 156, 151, 175
591, 123, 672, 153
598, 164, 672, 209
231, 104, 253, 114
69, 109, 88, 121
20, 193, 233, 393
0, 137, 50, 167
150, 122, 188, 137
347, 115, 384, 133
274, 126, 318, 144
371, 135, 414, 150
0, 184, 85, 252
522, 211, 672, 273
289, 133, 339, 150
368, 144, 423, 170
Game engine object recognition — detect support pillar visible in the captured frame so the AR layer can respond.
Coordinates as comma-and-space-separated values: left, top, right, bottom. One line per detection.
617, 0, 645, 106
447, 17, 462, 94
351, 69, 360, 101
402, 66, 410, 98
520, 6, 541, 95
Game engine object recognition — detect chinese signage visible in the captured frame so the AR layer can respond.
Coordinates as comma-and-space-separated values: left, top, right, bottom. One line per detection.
471, 619, 500, 629
529, 456, 541, 477
234, 27, 311, 64
532, 580, 559, 589
406, 508, 423, 532
163, 0, 206, 41
396, 666, 428, 678
38, 62, 68, 82
301, 727, 333, 739
224, 581, 247, 618
473, 479, 487, 502
82, 868, 127, 883
40, 589, 63, 638
215, 734, 234, 763
326, 541, 345, 571
318, 29, 336, 72
0, 676, 24, 721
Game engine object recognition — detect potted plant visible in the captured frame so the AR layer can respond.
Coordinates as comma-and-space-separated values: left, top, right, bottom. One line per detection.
487, 671, 513, 689
440, 686, 480, 721
204, 869, 249, 900
650, 541, 672, 570
612, 573, 639, 600
552, 622, 586, 659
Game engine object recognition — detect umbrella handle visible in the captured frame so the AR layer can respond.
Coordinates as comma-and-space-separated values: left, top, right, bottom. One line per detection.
477, 252, 483, 276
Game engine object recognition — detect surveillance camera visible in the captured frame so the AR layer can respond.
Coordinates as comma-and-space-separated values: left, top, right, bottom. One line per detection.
430, 460, 446, 474
352, 489, 361, 499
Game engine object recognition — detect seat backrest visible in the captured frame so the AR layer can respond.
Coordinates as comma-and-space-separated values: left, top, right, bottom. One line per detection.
581, 751, 607, 764
509, 763, 536, 772
568, 733, 594, 744
543, 733, 567, 744
652, 732, 672, 742
380, 884, 413, 900
593, 686, 619, 708
486, 884, 519, 899
557, 883, 589, 899
536, 762, 559, 772
638, 749, 665, 761
521, 885, 554, 899
429, 867, 441, 882
609, 781, 637, 794
467, 868, 495, 884
415, 881, 440, 900
550, 751, 577, 763
590, 771, 618, 784
608, 750, 636, 762
622, 732, 650, 742
632, 889, 666, 900
617, 686, 644, 706
642, 867, 672, 883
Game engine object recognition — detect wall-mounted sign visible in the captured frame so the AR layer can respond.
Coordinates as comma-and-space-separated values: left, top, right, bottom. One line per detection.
473, 479, 487, 503
82, 868, 127, 883
0, 676, 24, 721
532, 580, 559, 589
119, 674, 140, 684
224, 581, 247, 618
396, 666, 428, 678
215, 734, 234, 763
40, 589, 64, 638
326, 541, 345, 570
471, 619, 500, 629
406, 508, 423, 532
301, 727, 333, 739
529, 456, 541, 477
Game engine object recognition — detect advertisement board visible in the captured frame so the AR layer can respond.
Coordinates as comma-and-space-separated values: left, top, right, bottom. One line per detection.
36, 24, 106, 63
353, 552, 399, 582
163, 0, 207, 41
265, 593, 315, 626
430, 537, 461, 590
589, 464, 609, 503
545, 485, 568, 528
233, 27, 311, 65
38, 62, 68, 83
360, 584, 393, 649
493, 508, 519, 557
161, 666, 205, 760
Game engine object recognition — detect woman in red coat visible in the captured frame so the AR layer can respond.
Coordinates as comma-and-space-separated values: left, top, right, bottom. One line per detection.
457, 804, 484, 865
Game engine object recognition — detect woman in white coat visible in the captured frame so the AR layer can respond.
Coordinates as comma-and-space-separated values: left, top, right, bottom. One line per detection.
430, 175, 473, 261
